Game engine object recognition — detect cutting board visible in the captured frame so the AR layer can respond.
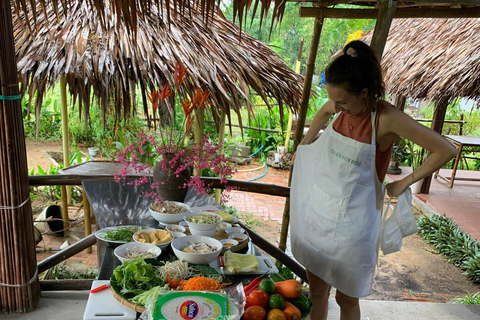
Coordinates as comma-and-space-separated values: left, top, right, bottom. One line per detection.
83, 280, 137, 320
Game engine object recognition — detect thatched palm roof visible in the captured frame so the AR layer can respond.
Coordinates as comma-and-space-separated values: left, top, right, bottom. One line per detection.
13, 0, 303, 132
362, 18, 480, 102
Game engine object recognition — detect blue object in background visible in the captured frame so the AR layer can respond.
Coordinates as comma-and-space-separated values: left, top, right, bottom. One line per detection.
320, 73, 326, 85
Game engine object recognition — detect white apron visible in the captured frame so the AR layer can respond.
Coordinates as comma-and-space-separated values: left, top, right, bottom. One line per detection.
290, 111, 384, 298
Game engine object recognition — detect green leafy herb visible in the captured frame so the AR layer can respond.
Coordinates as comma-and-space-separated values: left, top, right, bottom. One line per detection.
190, 264, 222, 280
104, 226, 143, 242
111, 258, 164, 296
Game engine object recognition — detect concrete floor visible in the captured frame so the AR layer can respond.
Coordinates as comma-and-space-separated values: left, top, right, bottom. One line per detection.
1, 292, 479, 320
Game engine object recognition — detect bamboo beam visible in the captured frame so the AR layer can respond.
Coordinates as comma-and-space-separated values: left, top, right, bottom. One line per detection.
60, 76, 71, 206
40, 279, 94, 291
238, 222, 308, 283
28, 175, 291, 198
299, 7, 480, 19
371, 0, 397, 58
421, 98, 449, 194
0, 0, 39, 312
82, 191, 92, 253
38, 234, 96, 274
279, 13, 325, 253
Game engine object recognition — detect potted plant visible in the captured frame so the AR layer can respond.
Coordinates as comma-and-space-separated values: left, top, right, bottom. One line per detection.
112, 62, 235, 205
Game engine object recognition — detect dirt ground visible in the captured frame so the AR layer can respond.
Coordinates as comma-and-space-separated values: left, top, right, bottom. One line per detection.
26, 140, 480, 303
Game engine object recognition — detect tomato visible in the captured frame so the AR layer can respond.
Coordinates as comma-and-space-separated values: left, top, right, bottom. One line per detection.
243, 305, 266, 320
258, 279, 275, 294
246, 290, 269, 308
268, 294, 285, 309
267, 309, 287, 320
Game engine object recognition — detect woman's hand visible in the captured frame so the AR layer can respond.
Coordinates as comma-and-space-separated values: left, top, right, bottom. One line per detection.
386, 179, 410, 198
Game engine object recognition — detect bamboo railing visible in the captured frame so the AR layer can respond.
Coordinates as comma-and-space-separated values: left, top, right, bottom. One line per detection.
28, 175, 306, 290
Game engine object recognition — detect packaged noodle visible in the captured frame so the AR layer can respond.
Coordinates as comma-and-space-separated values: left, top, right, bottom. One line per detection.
139, 285, 245, 320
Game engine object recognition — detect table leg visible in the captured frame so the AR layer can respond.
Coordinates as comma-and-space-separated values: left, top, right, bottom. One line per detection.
83, 191, 92, 253
449, 145, 462, 188
60, 185, 69, 237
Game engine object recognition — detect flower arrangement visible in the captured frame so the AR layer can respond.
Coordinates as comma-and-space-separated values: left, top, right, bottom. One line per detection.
113, 62, 235, 204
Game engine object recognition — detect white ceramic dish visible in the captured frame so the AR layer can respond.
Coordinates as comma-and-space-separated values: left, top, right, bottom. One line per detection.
166, 225, 186, 233
220, 239, 238, 248
149, 201, 191, 224
170, 231, 186, 238
179, 221, 189, 229
114, 242, 162, 263
216, 222, 232, 233
133, 228, 174, 249
190, 228, 216, 237
225, 227, 245, 235
184, 212, 222, 231
171, 235, 222, 264
228, 233, 248, 242
95, 225, 147, 244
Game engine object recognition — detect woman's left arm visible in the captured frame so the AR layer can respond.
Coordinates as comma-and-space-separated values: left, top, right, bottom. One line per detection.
379, 106, 457, 197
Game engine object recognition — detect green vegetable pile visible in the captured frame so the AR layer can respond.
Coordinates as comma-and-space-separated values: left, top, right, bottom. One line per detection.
418, 214, 480, 283
111, 258, 165, 296
131, 284, 169, 306
104, 227, 143, 242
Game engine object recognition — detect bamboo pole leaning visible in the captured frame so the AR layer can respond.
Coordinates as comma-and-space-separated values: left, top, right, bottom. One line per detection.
0, 0, 39, 312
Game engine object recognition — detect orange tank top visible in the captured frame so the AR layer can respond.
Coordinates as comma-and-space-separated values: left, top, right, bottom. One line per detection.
332, 101, 393, 182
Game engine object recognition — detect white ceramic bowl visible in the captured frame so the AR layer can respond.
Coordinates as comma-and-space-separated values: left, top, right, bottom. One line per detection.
216, 222, 232, 233
220, 239, 238, 249
184, 212, 222, 231
228, 233, 248, 242
114, 242, 162, 263
179, 221, 189, 229
166, 225, 186, 233
170, 231, 186, 238
225, 227, 245, 235
133, 228, 174, 249
149, 201, 191, 224
190, 228, 216, 237
171, 235, 222, 264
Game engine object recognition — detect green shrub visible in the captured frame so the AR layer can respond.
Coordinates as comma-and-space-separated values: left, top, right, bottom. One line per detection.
418, 214, 480, 283
454, 291, 480, 304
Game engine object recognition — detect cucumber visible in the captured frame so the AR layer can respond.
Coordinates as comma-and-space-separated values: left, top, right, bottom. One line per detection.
268, 273, 313, 316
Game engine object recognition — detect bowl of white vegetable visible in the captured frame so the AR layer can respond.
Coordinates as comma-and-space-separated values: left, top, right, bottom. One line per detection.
114, 242, 162, 263
184, 212, 222, 232
149, 201, 191, 224
171, 235, 222, 264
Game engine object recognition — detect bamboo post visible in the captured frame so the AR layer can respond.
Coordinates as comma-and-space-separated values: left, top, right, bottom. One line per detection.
370, 0, 397, 58
82, 191, 92, 253
279, 13, 325, 252
215, 111, 226, 203
284, 39, 304, 149
193, 109, 205, 176
60, 76, 70, 237
421, 98, 449, 194
0, 0, 40, 312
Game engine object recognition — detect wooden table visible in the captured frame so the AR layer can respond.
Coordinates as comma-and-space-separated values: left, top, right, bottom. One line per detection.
434, 135, 480, 187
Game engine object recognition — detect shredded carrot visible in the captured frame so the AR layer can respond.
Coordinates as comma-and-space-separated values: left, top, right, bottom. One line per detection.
177, 276, 227, 291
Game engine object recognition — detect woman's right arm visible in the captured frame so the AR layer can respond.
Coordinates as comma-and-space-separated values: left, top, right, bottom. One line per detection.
299, 100, 335, 145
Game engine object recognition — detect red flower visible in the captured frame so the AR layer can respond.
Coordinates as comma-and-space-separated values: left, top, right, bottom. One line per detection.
174, 62, 187, 89
160, 82, 173, 102
147, 88, 160, 112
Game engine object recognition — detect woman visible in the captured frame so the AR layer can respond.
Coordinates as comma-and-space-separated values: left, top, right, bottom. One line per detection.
290, 40, 456, 320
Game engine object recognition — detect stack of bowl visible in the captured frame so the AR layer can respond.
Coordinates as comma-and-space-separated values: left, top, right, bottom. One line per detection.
184, 212, 222, 237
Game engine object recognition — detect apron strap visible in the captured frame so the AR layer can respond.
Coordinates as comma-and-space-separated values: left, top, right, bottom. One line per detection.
370, 110, 377, 146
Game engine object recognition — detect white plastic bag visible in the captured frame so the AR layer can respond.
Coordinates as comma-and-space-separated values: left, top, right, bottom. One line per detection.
380, 188, 418, 255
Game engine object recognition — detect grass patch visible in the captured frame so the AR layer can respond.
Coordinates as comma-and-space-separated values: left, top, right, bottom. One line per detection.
454, 291, 480, 304
418, 214, 480, 284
